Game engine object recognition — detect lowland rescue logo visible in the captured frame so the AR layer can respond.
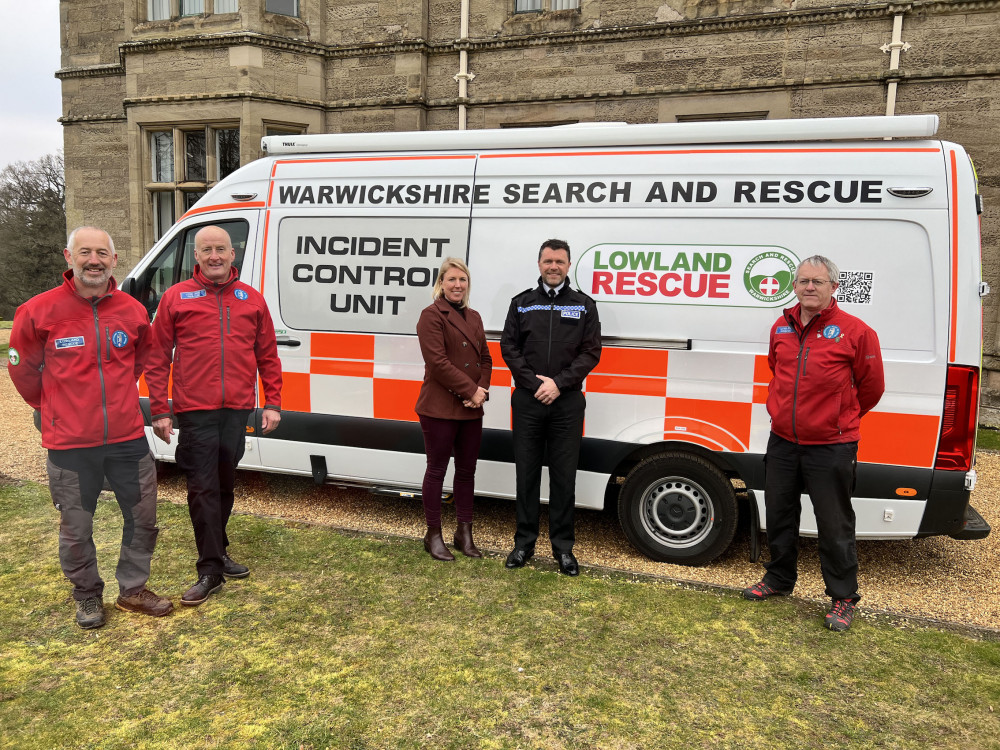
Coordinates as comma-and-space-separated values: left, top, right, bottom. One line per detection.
574, 244, 799, 307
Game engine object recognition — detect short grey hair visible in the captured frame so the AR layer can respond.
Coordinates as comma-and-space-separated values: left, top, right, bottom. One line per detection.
67, 226, 115, 256
796, 255, 839, 284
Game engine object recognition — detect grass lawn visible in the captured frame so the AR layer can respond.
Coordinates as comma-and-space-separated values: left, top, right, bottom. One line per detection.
978, 427, 1000, 452
1, 480, 999, 749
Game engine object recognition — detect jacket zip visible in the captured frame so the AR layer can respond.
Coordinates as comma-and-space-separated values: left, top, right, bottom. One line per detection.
547, 292, 554, 378
91, 300, 109, 445
217, 290, 226, 404
789, 311, 821, 442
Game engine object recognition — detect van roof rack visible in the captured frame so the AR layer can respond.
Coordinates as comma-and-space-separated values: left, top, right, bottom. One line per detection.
261, 115, 939, 156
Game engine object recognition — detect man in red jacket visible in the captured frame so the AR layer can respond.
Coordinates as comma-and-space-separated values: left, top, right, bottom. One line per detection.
7, 226, 173, 629
743, 255, 884, 632
146, 225, 282, 607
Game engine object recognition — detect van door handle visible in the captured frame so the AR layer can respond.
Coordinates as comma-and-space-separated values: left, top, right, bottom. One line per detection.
276, 336, 302, 348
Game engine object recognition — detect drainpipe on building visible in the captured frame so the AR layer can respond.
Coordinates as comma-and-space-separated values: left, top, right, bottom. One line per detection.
881, 13, 911, 119
454, 0, 474, 130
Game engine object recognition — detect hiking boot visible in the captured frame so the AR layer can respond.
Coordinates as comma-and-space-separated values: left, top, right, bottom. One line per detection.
222, 554, 250, 579
742, 581, 792, 601
181, 574, 225, 606
115, 588, 174, 617
825, 598, 857, 632
75, 595, 106, 629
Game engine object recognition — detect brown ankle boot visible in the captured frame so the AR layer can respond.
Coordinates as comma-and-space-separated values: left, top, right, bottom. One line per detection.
423, 526, 455, 561
453, 522, 483, 558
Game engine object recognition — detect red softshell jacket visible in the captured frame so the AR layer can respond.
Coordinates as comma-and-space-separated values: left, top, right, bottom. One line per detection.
7, 270, 150, 450
766, 298, 885, 445
145, 265, 282, 418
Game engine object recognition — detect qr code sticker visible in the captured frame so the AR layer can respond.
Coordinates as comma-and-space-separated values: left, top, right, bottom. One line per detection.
835, 271, 873, 304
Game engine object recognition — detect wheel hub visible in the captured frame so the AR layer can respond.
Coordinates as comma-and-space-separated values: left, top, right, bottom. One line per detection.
641, 477, 713, 548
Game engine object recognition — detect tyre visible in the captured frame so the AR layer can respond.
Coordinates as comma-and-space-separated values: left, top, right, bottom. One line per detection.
617, 452, 738, 565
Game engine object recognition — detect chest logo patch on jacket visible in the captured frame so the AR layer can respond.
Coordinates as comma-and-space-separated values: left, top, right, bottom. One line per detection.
822, 325, 843, 342
112, 330, 129, 348
561, 309, 581, 319
180, 290, 207, 300
776, 325, 794, 334
234, 289, 249, 301
55, 336, 85, 350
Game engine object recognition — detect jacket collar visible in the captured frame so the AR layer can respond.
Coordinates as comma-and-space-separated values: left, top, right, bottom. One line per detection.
536, 277, 572, 298
193, 264, 239, 290
62, 268, 118, 303
432, 297, 480, 353
784, 297, 840, 332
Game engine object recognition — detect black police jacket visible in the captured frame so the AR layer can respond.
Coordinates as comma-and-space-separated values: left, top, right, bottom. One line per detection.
499, 278, 602, 393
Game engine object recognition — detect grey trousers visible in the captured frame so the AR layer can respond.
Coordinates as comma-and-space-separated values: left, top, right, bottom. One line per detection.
46, 437, 159, 600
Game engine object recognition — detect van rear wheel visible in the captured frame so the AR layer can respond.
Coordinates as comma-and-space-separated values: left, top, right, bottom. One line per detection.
618, 452, 737, 565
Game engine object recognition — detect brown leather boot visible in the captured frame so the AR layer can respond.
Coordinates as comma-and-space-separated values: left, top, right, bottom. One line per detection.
423, 526, 455, 561
453, 522, 483, 558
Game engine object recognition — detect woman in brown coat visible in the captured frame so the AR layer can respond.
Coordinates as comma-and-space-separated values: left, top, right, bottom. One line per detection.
415, 258, 492, 561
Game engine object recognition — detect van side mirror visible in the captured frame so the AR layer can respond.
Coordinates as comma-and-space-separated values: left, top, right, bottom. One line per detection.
120, 276, 136, 297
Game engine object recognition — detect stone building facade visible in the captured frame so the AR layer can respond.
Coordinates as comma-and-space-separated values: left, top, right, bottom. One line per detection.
58, 0, 1000, 411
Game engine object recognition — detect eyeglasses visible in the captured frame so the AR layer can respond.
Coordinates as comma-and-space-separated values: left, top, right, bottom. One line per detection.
794, 278, 832, 287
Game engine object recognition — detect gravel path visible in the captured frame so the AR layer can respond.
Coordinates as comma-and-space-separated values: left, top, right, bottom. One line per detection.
2, 326, 997, 630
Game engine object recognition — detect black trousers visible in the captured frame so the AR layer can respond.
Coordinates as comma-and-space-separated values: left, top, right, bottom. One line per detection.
176, 409, 251, 577
511, 387, 585, 555
762, 432, 860, 601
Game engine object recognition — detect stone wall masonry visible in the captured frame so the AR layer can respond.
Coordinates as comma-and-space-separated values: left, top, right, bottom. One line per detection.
904, 9, 1000, 68
323, 0, 427, 45
327, 53, 414, 101
325, 105, 425, 133
61, 74, 127, 120
61, 0, 126, 66
62, 121, 132, 264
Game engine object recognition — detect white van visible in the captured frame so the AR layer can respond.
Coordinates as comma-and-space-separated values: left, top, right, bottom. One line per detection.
124, 115, 991, 565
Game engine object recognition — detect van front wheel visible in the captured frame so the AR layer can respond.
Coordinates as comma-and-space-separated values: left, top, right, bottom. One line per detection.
618, 453, 737, 565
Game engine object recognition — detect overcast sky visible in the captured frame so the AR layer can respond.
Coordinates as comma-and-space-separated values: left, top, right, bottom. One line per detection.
0, 4, 64, 169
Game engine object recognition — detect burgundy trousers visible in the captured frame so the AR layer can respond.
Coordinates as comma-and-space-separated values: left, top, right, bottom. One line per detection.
418, 415, 483, 526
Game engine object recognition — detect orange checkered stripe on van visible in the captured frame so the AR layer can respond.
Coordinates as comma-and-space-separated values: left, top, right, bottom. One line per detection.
280, 332, 424, 423
272, 341, 941, 469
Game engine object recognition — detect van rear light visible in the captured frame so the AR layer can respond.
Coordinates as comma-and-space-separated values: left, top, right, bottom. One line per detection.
934, 365, 979, 472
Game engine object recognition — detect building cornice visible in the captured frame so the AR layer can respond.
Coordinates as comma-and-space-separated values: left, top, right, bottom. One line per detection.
57, 63, 125, 79
58, 114, 128, 124
67, 60, 994, 119
53, 0, 1000, 79
324, 64, 1000, 111
120, 90, 329, 111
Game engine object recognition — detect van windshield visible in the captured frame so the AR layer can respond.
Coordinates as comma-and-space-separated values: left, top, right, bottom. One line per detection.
130, 219, 249, 318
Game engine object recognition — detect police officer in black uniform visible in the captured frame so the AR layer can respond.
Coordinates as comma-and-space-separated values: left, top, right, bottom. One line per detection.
501, 239, 602, 576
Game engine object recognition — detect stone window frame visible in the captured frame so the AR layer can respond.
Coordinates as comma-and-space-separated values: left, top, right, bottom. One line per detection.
265, 0, 299, 17
675, 111, 770, 123
513, 0, 580, 13
145, 0, 238, 22
144, 123, 241, 240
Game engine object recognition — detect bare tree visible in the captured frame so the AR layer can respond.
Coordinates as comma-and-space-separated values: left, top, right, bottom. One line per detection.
0, 153, 67, 318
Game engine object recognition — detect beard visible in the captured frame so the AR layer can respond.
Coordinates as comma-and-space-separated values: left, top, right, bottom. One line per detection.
73, 265, 113, 288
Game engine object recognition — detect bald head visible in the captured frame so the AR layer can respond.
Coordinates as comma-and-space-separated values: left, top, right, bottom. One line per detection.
194, 225, 236, 284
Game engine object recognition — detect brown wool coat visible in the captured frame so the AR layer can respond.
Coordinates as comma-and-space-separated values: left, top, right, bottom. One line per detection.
414, 297, 493, 420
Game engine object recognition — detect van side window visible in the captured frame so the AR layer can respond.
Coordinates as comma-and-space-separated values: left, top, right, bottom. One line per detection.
130, 219, 249, 318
